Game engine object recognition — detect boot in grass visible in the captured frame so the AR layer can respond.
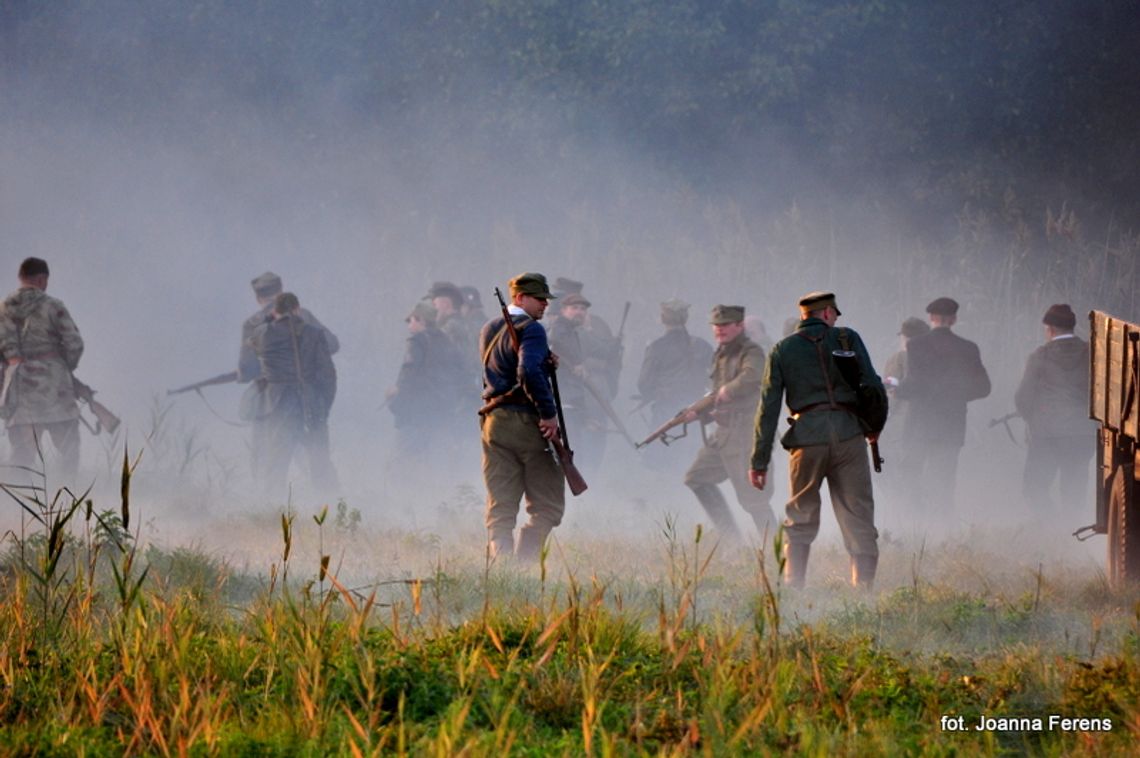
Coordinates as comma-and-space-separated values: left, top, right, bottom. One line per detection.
850, 554, 877, 590
783, 543, 810, 588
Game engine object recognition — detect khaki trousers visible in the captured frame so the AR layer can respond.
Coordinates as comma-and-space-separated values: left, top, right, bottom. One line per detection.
684, 418, 776, 536
785, 434, 878, 558
481, 408, 565, 550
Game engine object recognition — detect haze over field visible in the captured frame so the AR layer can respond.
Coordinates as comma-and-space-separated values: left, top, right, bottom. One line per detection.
1, 1, 1137, 577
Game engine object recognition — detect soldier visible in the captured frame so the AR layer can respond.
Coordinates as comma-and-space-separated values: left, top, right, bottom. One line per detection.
682, 305, 776, 542
1014, 304, 1094, 514
636, 299, 714, 430
478, 273, 564, 561
247, 293, 338, 497
386, 302, 464, 456
460, 285, 487, 325
895, 297, 991, 521
880, 316, 930, 446
238, 272, 339, 483
553, 277, 622, 397
427, 281, 472, 351
0, 257, 84, 482
546, 293, 607, 476
749, 292, 885, 589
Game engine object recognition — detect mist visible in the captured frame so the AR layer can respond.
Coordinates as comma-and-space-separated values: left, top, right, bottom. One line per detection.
1, 1, 1135, 581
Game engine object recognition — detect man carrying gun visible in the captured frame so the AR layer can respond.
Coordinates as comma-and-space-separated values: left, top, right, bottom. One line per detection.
749, 292, 885, 590
478, 273, 572, 562
680, 305, 776, 543
0, 258, 86, 482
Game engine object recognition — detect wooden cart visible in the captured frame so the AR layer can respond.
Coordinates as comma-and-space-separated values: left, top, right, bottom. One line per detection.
1082, 310, 1140, 585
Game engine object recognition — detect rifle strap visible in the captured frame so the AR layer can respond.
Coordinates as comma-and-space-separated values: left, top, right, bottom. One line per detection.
287, 316, 312, 430
795, 329, 839, 410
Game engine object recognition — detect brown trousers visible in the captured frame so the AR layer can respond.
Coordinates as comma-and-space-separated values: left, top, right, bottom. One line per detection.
684, 417, 776, 536
784, 434, 878, 558
8, 420, 80, 485
481, 408, 565, 553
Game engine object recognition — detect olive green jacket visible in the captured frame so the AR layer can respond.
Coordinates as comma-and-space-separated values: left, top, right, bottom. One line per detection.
710, 332, 765, 421
751, 318, 883, 471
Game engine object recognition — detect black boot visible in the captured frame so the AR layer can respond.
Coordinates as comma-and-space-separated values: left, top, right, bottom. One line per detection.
689, 484, 742, 542
783, 543, 810, 588
850, 554, 878, 590
515, 526, 550, 562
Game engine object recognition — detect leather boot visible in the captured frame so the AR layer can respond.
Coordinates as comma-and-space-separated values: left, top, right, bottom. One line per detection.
689, 484, 742, 542
488, 532, 515, 562
850, 554, 878, 590
515, 526, 550, 562
783, 543, 810, 588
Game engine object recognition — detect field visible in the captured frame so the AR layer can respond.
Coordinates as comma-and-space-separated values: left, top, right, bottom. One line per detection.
2, 454, 1138, 758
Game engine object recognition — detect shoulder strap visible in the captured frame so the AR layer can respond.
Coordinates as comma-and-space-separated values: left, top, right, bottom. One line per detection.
481, 315, 533, 366
795, 327, 839, 409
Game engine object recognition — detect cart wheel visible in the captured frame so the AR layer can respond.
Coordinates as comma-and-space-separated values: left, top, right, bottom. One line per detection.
1107, 463, 1140, 586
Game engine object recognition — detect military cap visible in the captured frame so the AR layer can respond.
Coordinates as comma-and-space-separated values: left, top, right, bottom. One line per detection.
560, 293, 591, 308
1042, 303, 1076, 330
709, 304, 745, 325
460, 285, 482, 307
426, 281, 465, 307
273, 292, 300, 315
899, 316, 930, 338
406, 301, 437, 326
509, 272, 556, 300
926, 297, 959, 316
18, 257, 49, 278
251, 271, 283, 298
553, 277, 584, 294
798, 291, 841, 316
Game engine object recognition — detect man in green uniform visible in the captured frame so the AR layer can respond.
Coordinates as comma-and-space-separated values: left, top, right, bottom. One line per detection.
478, 273, 565, 561
683, 305, 776, 542
749, 292, 884, 589
0, 257, 85, 482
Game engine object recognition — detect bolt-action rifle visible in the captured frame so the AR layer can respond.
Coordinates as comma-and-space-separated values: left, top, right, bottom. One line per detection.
492, 288, 588, 496
166, 370, 239, 396
635, 392, 716, 449
72, 377, 121, 435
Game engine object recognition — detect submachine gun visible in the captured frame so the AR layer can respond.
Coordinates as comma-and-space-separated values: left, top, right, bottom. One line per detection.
636, 392, 716, 449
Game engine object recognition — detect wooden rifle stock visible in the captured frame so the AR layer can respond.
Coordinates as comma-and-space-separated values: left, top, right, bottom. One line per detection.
636, 392, 715, 449
870, 439, 884, 473
72, 377, 121, 435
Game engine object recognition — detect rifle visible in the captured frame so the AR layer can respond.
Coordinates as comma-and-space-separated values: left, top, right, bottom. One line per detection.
832, 346, 887, 473
578, 370, 637, 447
492, 287, 588, 496
636, 392, 715, 449
167, 370, 239, 396
72, 377, 121, 435
988, 411, 1023, 447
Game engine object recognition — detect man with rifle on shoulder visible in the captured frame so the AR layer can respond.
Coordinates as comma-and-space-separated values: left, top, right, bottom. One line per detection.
479, 273, 585, 562
749, 291, 886, 590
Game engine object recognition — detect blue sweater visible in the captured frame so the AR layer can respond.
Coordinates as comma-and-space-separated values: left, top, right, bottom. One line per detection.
480, 313, 557, 419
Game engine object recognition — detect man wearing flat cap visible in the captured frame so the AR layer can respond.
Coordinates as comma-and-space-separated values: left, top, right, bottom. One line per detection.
0, 257, 85, 481
552, 277, 622, 399
239, 272, 340, 486
894, 296, 991, 522
682, 304, 776, 542
749, 292, 885, 589
1014, 304, 1094, 515
478, 272, 565, 561
637, 299, 714, 443
546, 292, 609, 476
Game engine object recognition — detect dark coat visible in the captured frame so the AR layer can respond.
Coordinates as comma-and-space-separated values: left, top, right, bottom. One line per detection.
1014, 335, 1092, 439
390, 326, 464, 429
637, 327, 714, 422
896, 326, 990, 447
248, 314, 337, 427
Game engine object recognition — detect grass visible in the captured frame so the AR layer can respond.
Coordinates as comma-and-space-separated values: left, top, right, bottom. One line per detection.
1, 464, 1138, 756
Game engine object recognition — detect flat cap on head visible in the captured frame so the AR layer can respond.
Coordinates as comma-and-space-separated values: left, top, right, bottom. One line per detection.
460, 285, 482, 307
926, 297, 959, 316
709, 304, 745, 325
798, 291, 841, 316
509, 272, 556, 300
560, 293, 591, 308
427, 281, 465, 307
899, 316, 930, 338
274, 292, 300, 315
553, 277, 584, 294
251, 271, 283, 298
1042, 303, 1077, 330
18, 257, 49, 278
407, 301, 437, 326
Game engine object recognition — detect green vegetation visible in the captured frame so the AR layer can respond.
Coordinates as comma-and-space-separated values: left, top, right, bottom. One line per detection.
2, 468, 1138, 756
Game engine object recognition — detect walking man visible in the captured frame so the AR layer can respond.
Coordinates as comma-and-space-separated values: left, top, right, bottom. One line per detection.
0, 258, 85, 483
749, 292, 885, 589
478, 273, 565, 561
683, 305, 776, 542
